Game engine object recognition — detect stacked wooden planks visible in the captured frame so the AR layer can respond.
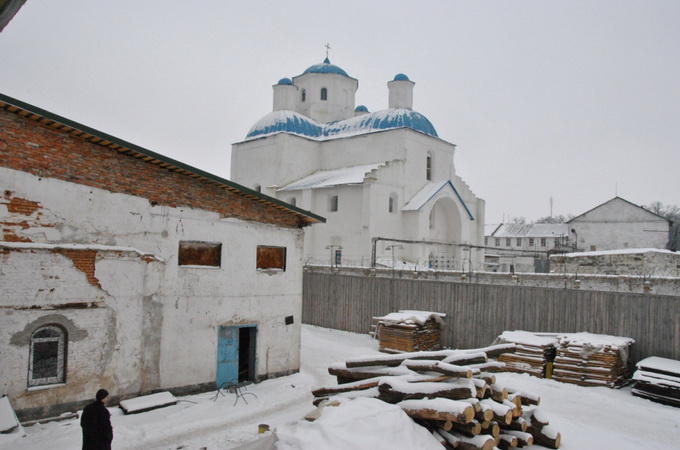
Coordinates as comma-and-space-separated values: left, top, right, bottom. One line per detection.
551, 332, 634, 388
494, 331, 558, 378
373, 310, 446, 353
311, 346, 561, 449
631, 356, 680, 407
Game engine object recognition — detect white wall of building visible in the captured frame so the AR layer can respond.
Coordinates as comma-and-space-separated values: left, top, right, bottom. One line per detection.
1, 167, 305, 415
569, 198, 670, 251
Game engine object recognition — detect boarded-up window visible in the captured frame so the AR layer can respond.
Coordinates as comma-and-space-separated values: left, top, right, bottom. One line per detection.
257, 246, 286, 271
179, 241, 222, 267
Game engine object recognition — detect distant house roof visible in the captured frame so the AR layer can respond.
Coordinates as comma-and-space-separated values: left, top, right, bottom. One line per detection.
490, 223, 568, 238
402, 181, 474, 220
0, 93, 325, 226
278, 164, 382, 191
568, 196, 671, 224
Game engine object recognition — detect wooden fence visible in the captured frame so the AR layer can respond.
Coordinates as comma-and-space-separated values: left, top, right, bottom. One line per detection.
302, 270, 680, 364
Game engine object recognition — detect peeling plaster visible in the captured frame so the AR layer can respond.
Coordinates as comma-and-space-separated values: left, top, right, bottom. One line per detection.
10, 313, 88, 346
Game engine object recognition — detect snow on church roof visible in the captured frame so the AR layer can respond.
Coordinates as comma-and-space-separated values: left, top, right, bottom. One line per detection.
278, 163, 382, 191
402, 181, 474, 220
301, 57, 350, 77
245, 108, 438, 141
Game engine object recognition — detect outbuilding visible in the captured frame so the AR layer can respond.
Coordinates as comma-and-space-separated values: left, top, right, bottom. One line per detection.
0, 94, 324, 421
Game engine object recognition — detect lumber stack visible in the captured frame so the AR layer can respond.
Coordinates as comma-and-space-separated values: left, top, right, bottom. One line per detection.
631, 356, 680, 407
312, 346, 561, 449
551, 332, 634, 388
373, 310, 446, 353
494, 331, 558, 378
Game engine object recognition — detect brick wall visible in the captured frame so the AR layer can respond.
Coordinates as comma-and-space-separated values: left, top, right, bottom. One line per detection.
0, 108, 303, 229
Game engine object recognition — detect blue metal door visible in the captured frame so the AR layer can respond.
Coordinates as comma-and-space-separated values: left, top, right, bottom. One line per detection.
216, 326, 239, 388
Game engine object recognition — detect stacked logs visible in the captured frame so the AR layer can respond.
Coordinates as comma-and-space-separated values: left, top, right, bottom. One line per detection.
552, 333, 634, 388
372, 311, 446, 353
312, 347, 561, 449
631, 356, 680, 407
494, 331, 558, 378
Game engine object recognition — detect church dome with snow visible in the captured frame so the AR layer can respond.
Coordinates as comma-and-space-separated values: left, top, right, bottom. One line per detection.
246, 110, 323, 139
246, 108, 438, 140
324, 109, 438, 138
301, 58, 350, 77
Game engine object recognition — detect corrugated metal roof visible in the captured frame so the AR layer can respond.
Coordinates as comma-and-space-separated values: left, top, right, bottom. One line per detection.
491, 223, 568, 238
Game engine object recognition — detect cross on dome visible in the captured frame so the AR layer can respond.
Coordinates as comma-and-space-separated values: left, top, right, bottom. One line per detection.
325, 43, 331, 59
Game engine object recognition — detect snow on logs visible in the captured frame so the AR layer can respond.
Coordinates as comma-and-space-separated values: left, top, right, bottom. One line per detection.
314, 346, 561, 449
631, 356, 680, 407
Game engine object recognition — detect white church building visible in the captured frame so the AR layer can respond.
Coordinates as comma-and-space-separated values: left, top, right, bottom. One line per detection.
231, 58, 485, 269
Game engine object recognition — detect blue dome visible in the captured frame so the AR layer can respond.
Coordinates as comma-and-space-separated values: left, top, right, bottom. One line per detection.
393, 73, 410, 81
246, 109, 438, 140
277, 78, 293, 85
302, 58, 350, 77
324, 109, 438, 138
246, 111, 323, 139
354, 105, 369, 112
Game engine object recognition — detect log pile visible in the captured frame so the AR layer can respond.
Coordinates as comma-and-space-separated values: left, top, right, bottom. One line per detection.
551, 332, 634, 388
494, 331, 558, 378
372, 311, 446, 353
312, 346, 561, 449
631, 356, 680, 407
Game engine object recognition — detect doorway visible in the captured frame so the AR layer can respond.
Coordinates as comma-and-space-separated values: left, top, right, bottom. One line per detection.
216, 325, 257, 388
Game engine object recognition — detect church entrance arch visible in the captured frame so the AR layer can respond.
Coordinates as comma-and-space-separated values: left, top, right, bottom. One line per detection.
426, 197, 463, 267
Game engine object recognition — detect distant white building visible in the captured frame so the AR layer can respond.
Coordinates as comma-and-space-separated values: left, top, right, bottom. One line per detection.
485, 223, 569, 272
567, 197, 672, 252
231, 58, 485, 269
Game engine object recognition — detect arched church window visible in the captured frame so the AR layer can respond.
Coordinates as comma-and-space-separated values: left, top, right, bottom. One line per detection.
426, 153, 433, 180
289, 197, 296, 207
301, 89, 306, 102
29, 325, 67, 387
320, 88, 328, 101
429, 208, 435, 229
329, 195, 338, 212
254, 184, 261, 193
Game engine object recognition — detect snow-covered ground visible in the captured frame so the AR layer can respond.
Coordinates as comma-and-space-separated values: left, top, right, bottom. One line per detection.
2, 325, 679, 449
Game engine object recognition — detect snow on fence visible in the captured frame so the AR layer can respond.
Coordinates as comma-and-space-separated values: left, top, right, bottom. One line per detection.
302, 269, 680, 366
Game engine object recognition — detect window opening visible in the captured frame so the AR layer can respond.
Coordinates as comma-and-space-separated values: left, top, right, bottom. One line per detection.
329, 195, 338, 212
320, 87, 328, 101
301, 89, 306, 102
253, 184, 261, 193
426, 154, 433, 180
289, 197, 296, 207
389, 196, 394, 213
29, 325, 66, 387
179, 242, 222, 267
257, 246, 286, 271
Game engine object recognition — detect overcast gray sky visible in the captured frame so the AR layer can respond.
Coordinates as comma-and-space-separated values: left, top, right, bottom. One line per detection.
1, 1, 678, 223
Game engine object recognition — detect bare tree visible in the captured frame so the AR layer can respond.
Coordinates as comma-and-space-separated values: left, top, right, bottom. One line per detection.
535, 214, 574, 224
645, 202, 680, 223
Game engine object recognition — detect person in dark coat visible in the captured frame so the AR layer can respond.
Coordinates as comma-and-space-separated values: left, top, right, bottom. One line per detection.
80, 388, 113, 450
